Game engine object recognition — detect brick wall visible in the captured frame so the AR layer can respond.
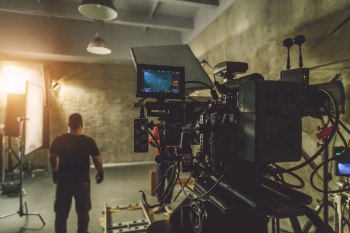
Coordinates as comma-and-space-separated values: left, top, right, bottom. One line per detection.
46, 62, 154, 165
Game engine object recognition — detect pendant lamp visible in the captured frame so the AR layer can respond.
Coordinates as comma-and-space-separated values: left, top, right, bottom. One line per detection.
78, 0, 118, 21
86, 33, 111, 55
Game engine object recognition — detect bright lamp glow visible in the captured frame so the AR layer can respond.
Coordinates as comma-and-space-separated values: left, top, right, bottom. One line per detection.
0, 65, 28, 94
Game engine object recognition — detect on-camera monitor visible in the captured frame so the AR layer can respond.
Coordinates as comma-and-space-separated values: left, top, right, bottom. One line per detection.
337, 163, 350, 176
334, 147, 350, 176
137, 64, 185, 99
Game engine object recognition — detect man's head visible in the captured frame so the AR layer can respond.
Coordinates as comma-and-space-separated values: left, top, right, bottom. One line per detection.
68, 113, 83, 131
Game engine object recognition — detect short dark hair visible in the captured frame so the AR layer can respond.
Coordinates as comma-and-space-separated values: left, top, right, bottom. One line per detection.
68, 113, 83, 130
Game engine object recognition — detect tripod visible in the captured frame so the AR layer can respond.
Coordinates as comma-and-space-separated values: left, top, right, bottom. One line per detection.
0, 117, 45, 226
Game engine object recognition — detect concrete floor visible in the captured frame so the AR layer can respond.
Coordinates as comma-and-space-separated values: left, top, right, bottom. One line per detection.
0, 163, 335, 233
0, 163, 185, 233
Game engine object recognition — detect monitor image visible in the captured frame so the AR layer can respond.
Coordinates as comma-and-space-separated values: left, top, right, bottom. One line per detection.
334, 147, 350, 176
136, 64, 185, 99
336, 163, 350, 176
131, 45, 212, 94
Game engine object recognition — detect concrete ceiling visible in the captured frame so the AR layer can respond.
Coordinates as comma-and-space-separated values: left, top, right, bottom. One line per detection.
0, 0, 235, 64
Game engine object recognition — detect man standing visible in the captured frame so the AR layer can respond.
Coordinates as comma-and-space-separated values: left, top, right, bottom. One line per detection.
50, 113, 104, 233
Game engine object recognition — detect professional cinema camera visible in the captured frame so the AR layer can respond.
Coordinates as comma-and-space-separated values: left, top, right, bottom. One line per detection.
132, 41, 345, 233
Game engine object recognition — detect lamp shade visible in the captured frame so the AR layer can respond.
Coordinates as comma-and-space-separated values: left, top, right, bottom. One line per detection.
78, 0, 117, 21
86, 33, 111, 55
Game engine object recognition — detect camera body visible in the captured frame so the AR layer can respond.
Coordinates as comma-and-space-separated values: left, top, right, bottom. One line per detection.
134, 61, 305, 187
132, 42, 344, 232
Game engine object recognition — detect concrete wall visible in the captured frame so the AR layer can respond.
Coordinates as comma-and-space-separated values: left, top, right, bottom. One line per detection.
190, 0, 350, 82
47, 62, 154, 164
188, 0, 350, 210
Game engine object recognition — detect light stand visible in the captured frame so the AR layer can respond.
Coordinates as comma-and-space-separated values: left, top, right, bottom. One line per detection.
5, 137, 20, 180
0, 117, 45, 226
1, 131, 4, 184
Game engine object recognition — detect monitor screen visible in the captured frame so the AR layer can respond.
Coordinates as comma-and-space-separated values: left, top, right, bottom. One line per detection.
337, 163, 350, 176
334, 146, 350, 176
136, 64, 185, 99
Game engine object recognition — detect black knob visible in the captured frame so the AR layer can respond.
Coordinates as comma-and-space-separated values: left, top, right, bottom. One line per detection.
283, 38, 294, 48
294, 35, 306, 46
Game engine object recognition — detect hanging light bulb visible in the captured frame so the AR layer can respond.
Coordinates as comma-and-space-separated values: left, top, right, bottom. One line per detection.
78, 0, 118, 21
86, 33, 111, 55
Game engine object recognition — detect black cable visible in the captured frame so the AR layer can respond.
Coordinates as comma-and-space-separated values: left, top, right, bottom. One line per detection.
185, 81, 213, 91
140, 127, 177, 208
138, 97, 148, 103
158, 164, 179, 206
139, 163, 178, 209
337, 130, 349, 149
185, 81, 218, 101
140, 165, 173, 209
309, 157, 350, 193
327, 110, 348, 149
272, 167, 305, 189
333, 116, 350, 135
189, 175, 224, 201
275, 88, 340, 174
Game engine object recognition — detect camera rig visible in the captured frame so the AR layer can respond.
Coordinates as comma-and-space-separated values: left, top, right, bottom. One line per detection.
132, 40, 346, 233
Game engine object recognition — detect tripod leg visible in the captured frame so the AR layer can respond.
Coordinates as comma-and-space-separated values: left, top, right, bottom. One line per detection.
25, 213, 46, 225
19, 200, 45, 225
0, 212, 18, 219
271, 218, 276, 233
25, 202, 28, 214
276, 218, 280, 233
302, 202, 324, 233
290, 216, 303, 233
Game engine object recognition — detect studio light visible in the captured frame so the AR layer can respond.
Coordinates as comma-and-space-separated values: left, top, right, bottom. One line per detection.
78, 0, 118, 21
86, 33, 111, 55
0, 65, 28, 94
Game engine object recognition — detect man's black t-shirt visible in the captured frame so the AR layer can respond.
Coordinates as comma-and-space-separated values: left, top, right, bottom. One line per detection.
50, 133, 100, 183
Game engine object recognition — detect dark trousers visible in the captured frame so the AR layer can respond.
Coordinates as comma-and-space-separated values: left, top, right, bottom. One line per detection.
54, 182, 91, 233
156, 162, 174, 204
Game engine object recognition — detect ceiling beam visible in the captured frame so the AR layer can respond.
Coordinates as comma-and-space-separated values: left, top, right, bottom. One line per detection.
0, 0, 193, 32
143, 1, 161, 33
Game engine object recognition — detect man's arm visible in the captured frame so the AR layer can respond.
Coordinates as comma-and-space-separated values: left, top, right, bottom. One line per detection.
92, 155, 104, 184
50, 153, 58, 172
49, 153, 58, 183
92, 155, 104, 174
